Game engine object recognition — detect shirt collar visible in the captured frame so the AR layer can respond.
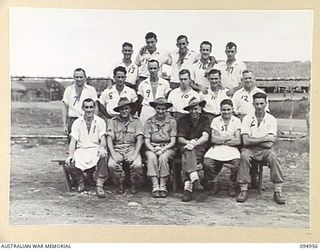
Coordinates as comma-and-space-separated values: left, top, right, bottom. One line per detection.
151, 114, 170, 125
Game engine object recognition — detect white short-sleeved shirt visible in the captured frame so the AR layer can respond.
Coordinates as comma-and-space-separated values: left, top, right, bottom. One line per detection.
62, 84, 98, 118
71, 115, 106, 148
200, 88, 230, 115
99, 85, 137, 115
70, 115, 106, 170
138, 77, 171, 106
204, 115, 241, 161
167, 87, 200, 114
135, 50, 167, 78
232, 87, 269, 116
241, 112, 277, 138
190, 60, 211, 89
214, 60, 246, 90
167, 49, 198, 83
108, 60, 139, 85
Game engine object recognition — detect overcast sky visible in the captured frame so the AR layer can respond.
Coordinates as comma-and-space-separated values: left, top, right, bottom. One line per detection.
9, 8, 313, 77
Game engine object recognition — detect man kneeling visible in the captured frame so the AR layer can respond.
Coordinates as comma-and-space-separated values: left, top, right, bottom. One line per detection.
65, 98, 108, 198
203, 99, 241, 197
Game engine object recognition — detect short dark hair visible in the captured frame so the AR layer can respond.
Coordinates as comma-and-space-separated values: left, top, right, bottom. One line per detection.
82, 98, 95, 107
177, 35, 188, 43
226, 42, 237, 50
200, 41, 212, 50
220, 99, 233, 107
207, 69, 221, 77
253, 92, 267, 101
145, 32, 157, 40
122, 42, 133, 48
113, 66, 127, 76
74, 68, 86, 77
179, 69, 191, 78
242, 69, 255, 76
148, 59, 160, 67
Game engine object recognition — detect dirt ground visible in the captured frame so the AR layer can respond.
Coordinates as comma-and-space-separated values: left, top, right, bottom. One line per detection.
10, 101, 310, 227
9, 139, 309, 227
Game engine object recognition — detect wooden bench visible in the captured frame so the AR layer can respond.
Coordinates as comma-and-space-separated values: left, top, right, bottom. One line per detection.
52, 159, 72, 192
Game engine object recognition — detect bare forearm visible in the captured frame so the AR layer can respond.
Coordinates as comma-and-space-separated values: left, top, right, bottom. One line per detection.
133, 136, 143, 155
162, 138, 176, 151
178, 137, 190, 146
144, 139, 155, 152
224, 137, 241, 147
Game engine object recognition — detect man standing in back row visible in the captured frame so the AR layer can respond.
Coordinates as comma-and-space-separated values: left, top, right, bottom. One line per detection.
214, 42, 246, 96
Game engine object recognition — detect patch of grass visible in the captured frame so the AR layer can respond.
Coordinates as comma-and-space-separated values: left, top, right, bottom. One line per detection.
269, 99, 309, 119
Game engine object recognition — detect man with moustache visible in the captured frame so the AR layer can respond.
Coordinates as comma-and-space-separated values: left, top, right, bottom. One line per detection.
65, 98, 108, 198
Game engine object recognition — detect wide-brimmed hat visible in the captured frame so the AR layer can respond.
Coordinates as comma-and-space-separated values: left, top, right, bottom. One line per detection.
149, 97, 173, 109
113, 97, 136, 112
183, 97, 206, 111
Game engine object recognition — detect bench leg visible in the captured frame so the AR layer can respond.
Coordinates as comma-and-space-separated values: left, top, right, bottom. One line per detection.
258, 165, 263, 195
62, 163, 73, 192
172, 162, 177, 193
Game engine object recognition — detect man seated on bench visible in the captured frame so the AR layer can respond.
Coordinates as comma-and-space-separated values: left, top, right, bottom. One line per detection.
107, 97, 144, 195
237, 92, 285, 204
65, 98, 108, 198
177, 98, 210, 202
203, 99, 241, 197
144, 97, 177, 198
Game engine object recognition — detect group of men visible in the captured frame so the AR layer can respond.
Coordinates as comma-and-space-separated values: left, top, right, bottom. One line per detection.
62, 32, 285, 205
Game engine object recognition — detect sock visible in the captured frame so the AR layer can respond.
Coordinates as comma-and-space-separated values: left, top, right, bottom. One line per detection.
184, 180, 192, 192
189, 171, 199, 183
151, 177, 160, 192
274, 183, 283, 192
240, 184, 248, 191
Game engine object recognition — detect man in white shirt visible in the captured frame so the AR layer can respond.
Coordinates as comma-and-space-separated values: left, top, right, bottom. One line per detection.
214, 42, 246, 96
199, 69, 229, 122
65, 98, 108, 198
203, 99, 241, 197
232, 70, 268, 120
98, 66, 137, 120
135, 32, 166, 88
137, 59, 171, 125
108, 42, 139, 90
167, 69, 200, 120
62, 68, 98, 143
237, 92, 285, 204
190, 41, 217, 92
167, 35, 198, 89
